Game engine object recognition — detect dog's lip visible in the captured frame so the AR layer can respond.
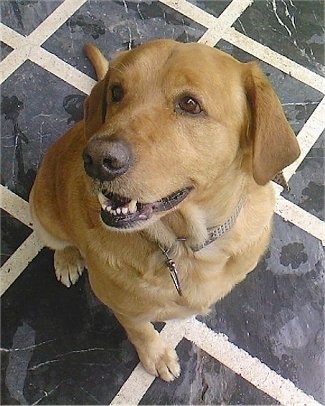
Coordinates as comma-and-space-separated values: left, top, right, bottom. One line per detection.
98, 187, 192, 229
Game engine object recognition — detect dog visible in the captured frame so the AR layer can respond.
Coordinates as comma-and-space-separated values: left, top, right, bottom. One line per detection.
29, 39, 300, 381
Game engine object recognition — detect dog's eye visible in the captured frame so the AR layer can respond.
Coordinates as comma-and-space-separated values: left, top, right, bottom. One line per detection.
178, 96, 202, 115
111, 85, 124, 103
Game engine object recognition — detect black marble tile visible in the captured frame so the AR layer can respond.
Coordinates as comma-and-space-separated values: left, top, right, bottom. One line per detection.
0, 210, 32, 266
283, 132, 324, 221
187, 0, 231, 18
1, 0, 62, 36
1, 249, 139, 405
199, 214, 325, 404
140, 339, 279, 405
1, 42, 13, 61
42, 0, 207, 79
217, 40, 323, 136
233, 0, 325, 77
1, 61, 86, 200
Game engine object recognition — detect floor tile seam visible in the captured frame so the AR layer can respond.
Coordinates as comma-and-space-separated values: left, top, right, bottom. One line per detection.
0, 0, 87, 85
30, 47, 96, 94
161, 0, 252, 47
275, 195, 325, 245
283, 97, 325, 181
158, 0, 218, 28
198, 0, 252, 46
0, 22, 24, 47
110, 319, 188, 405
222, 28, 325, 94
0, 24, 28, 83
184, 318, 322, 406
215, 0, 253, 27
0, 24, 95, 92
0, 231, 44, 296
0, 46, 31, 84
0, 185, 32, 228
24, 0, 88, 47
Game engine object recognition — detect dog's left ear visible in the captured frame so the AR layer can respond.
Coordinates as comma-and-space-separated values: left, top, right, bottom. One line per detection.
244, 62, 300, 185
84, 77, 108, 139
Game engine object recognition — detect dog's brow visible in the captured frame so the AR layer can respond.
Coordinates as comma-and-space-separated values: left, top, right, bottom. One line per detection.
109, 64, 128, 75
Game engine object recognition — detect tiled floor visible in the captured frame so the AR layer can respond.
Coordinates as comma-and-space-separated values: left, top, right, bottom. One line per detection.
1, 0, 324, 405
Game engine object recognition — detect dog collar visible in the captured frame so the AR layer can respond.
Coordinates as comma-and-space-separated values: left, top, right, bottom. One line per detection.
192, 197, 244, 251
158, 198, 244, 295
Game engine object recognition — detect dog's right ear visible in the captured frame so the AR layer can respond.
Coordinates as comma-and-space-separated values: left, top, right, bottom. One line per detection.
244, 62, 300, 185
84, 77, 108, 139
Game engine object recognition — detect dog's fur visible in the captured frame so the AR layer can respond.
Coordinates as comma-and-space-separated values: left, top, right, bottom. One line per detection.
29, 40, 300, 381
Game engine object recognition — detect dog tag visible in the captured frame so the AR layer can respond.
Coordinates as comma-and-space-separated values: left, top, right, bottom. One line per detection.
165, 258, 182, 296
159, 245, 182, 296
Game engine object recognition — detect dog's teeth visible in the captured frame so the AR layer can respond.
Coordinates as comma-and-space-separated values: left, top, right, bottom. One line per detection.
98, 193, 113, 211
111, 209, 116, 215
122, 207, 128, 215
116, 208, 121, 214
128, 200, 137, 214
98, 192, 109, 209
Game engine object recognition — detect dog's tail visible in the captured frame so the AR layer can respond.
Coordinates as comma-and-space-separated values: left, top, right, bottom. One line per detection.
84, 44, 109, 81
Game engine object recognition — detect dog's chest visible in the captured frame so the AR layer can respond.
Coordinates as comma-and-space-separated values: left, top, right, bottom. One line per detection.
144, 248, 229, 315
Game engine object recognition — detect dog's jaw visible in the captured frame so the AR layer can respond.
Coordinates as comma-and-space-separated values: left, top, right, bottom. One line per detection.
97, 187, 193, 231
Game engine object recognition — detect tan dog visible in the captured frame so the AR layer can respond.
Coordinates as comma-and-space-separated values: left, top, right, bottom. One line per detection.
29, 39, 300, 381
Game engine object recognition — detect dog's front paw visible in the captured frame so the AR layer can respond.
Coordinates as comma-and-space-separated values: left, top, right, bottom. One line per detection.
54, 247, 84, 287
137, 335, 181, 382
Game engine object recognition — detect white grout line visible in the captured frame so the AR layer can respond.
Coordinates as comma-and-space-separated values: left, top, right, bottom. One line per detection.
22, 0, 88, 46
275, 195, 325, 245
0, 0, 87, 84
0, 24, 28, 83
185, 318, 322, 406
283, 97, 325, 181
216, 0, 253, 27
0, 185, 33, 229
111, 315, 323, 405
111, 363, 156, 405
198, 0, 252, 46
0, 23, 25, 48
0, 23, 95, 92
29, 47, 96, 94
0, 232, 44, 296
159, 0, 216, 28
0, 47, 32, 84
223, 28, 325, 94
111, 319, 187, 405
0, 186, 45, 296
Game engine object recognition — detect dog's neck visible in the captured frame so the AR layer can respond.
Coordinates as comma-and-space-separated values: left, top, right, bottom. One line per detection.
144, 170, 247, 253
142, 192, 245, 296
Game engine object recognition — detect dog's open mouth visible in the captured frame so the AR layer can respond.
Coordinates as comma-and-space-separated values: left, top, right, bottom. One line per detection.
98, 187, 192, 229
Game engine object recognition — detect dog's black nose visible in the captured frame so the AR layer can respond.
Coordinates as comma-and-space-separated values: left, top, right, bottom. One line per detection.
83, 138, 132, 181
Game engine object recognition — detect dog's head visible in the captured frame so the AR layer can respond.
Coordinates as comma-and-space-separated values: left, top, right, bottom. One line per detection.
83, 39, 300, 231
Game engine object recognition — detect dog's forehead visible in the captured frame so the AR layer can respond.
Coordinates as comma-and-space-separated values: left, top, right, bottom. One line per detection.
109, 41, 242, 88
109, 40, 179, 80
